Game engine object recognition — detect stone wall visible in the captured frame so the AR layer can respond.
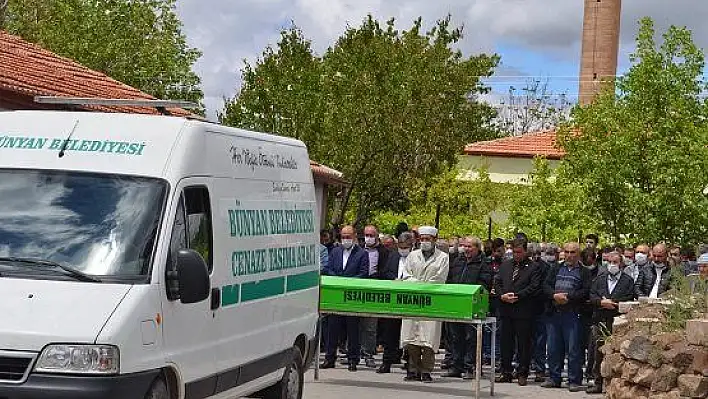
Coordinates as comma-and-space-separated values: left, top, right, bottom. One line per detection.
601, 312, 708, 399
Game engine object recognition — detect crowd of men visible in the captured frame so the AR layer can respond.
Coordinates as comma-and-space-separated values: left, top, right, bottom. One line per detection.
318, 223, 708, 393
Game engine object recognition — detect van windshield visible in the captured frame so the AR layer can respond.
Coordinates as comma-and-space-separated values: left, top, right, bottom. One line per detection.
0, 169, 167, 280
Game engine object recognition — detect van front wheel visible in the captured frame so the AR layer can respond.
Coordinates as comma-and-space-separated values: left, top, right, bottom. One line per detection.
255, 348, 304, 399
144, 376, 169, 399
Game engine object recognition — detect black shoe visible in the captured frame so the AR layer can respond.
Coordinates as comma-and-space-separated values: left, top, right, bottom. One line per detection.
463, 370, 477, 380
568, 383, 585, 392
421, 373, 433, 383
404, 372, 420, 381
541, 380, 562, 388
495, 374, 513, 383
586, 384, 603, 394
348, 364, 357, 372
376, 364, 391, 374
534, 371, 546, 383
365, 358, 377, 368
442, 370, 463, 378
320, 361, 335, 369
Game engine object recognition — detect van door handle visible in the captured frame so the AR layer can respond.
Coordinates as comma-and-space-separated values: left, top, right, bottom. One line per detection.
210, 287, 221, 310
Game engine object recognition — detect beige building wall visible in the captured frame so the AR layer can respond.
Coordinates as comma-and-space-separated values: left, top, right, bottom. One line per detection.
457, 155, 561, 185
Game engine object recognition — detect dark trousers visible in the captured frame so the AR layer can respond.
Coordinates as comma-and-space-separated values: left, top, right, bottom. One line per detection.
580, 312, 594, 377
548, 311, 583, 385
483, 309, 501, 363
379, 318, 403, 365
325, 315, 360, 363
500, 317, 533, 377
442, 323, 454, 364
450, 323, 477, 372
407, 344, 435, 374
591, 321, 612, 385
531, 314, 549, 373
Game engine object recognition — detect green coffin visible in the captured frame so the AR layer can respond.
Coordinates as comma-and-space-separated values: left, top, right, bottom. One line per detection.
319, 276, 489, 320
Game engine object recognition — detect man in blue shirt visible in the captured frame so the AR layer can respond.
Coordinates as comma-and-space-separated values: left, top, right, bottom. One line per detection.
542, 242, 592, 392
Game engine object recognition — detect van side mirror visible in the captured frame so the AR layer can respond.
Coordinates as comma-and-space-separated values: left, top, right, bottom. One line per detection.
166, 249, 210, 304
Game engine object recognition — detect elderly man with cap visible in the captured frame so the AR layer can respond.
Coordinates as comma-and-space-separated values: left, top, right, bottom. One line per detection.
400, 226, 450, 383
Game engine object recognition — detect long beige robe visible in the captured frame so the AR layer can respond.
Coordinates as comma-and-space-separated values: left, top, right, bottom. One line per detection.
399, 248, 449, 351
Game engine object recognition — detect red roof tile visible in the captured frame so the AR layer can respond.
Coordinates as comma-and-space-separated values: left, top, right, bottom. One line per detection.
310, 160, 349, 186
0, 30, 191, 116
464, 130, 565, 160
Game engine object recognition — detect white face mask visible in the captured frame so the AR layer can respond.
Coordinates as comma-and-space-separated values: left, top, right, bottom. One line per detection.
608, 263, 621, 275
364, 237, 376, 247
420, 242, 434, 252
398, 249, 410, 257
341, 239, 354, 249
449, 247, 457, 254
635, 253, 648, 265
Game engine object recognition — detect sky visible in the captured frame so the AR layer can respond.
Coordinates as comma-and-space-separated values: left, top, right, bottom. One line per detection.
175, 0, 708, 121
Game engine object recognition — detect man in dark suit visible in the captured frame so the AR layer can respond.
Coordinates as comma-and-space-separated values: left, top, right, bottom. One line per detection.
360, 224, 390, 368
376, 232, 416, 374
494, 238, 542, 386
443, 236, 491, 379
542, 242, 592, 392
586, 251, 635, 394
320, 225, 369, 371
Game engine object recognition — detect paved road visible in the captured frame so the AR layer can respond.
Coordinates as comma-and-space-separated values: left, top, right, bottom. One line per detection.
303, 354, 594, 399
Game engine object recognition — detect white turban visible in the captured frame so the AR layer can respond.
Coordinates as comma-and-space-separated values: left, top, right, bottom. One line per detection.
418, 226, 438, 237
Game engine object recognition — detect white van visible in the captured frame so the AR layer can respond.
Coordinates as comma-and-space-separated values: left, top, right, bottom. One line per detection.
0, 110, 321, 399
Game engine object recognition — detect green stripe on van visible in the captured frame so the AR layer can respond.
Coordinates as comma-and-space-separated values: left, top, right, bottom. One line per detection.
222, 284, 240, 306
241, 277, 285, 302
286, 270, 320, 292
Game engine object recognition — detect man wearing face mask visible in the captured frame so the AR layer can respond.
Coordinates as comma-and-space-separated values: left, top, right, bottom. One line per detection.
376, 232, 416, 373
579, 247, 600, 382
623, 246, 640, 282
359, 225, 389, 368
400, 226, 449, 383
485, 238, 505, 369
320, 225, 370, 371
442, 237, 491, 379
586, 251, 636, 394
635, 243, 672, 299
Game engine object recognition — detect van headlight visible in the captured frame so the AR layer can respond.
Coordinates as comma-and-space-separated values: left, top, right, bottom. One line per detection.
35, 344, 119, 374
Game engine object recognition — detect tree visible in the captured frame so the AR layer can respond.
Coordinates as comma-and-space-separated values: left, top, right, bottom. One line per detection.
495, 78, 572, 136
0, 0, 8, 28
507, 157, 592, 243
5, 0, 203, 106
557, 18, 708, 245
221, 15, 499, 225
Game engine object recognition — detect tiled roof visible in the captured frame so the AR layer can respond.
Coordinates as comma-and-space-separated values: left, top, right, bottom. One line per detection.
310, 160, 349, 186
463, 130, 565, 160
0, 30, 191, 116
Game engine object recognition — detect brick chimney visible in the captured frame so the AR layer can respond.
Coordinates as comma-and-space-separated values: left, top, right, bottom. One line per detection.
579, 0, 622, 105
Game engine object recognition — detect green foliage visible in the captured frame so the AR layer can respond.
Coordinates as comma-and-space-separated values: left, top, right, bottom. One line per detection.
662, 266, 707, 332
507, 157, 593, 243
370, 165, 518, 238
558, 18, 708, 246
6, 0, 204, 106
220, 15, 499, 224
